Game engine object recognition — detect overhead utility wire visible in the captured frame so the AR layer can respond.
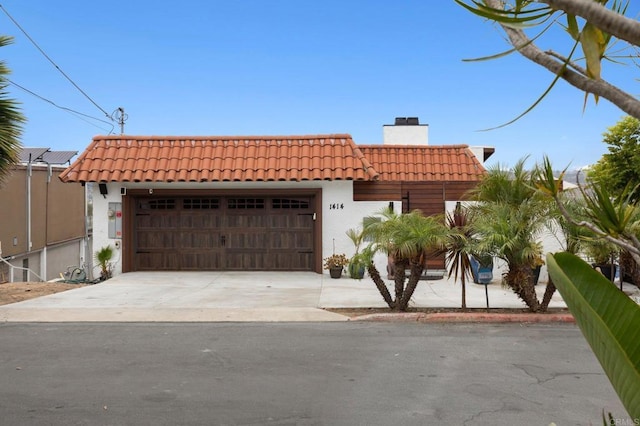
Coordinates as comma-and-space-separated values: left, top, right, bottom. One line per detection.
0, 4, 113, 121
8, 78, 115, 134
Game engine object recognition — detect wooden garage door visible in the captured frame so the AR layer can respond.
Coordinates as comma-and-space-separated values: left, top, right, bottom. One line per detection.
133, 196, 315, 271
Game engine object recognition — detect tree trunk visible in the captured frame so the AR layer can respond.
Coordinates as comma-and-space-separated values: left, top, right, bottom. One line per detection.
393, 258, 409, 303
506, 265, 540, 312
461, 274, 467, 309
540, 276, 556, 312
397, 263, 425, 311
620, 250, 640, 287
367, 263, 395, 309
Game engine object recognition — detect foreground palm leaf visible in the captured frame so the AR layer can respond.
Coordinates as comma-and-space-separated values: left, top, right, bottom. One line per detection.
546, 252, 640, 419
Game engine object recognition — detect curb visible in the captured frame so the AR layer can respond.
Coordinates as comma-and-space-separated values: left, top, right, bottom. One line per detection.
351, 312, 575, 323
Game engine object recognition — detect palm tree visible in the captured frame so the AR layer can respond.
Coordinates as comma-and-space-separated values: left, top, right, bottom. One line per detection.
362, 208, 449, 311
468, 157, 553, 312
0, 36, 25, 184
94, 245, 114, 280
539, 192, 595, 309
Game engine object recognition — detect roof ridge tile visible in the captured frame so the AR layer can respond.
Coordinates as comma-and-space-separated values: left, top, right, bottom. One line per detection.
58, 134, 484, 184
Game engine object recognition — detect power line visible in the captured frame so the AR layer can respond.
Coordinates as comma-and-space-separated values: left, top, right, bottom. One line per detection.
0, 3, 114, 121
8, 78, 115, 134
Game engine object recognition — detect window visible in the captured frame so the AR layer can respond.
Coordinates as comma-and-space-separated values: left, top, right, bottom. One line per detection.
227, 198, 265, 209
183, 198, 220, 209
272, 198, 310, 209
141, 199, 177, 210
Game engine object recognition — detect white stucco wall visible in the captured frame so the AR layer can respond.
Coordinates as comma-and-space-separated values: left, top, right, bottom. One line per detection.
92, 181, 396, 277
91, 183, 125, 276
382, 124, 428, 145
320, 181, 398, 274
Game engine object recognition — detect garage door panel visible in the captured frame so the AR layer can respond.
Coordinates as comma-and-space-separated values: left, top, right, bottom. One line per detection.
137, 230, 177, 250
227, 214, 267, 228
225, 251, 266, 270
136, 214, 179, 229
180, 214, 222, 229
295, 233, 314, 249
226, 232, 267, 250
133, 195, 314, 271
180, 231, 222, 249
270, 214, 314, 228
180, 251, 222, 269
270, 252, 313, 270
137, 251, 180, 270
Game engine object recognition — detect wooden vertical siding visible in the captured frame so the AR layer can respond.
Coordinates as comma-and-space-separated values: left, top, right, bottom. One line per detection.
353, 181, 477, 209
353, 180, 480, 269
352, 181, 402, 201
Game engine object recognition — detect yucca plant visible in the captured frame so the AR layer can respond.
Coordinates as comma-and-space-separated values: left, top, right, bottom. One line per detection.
444, 203, 476, 309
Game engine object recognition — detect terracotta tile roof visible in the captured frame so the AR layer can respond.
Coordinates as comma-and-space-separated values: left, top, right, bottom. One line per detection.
358, 144, 486, 181
59, 135, 379, 183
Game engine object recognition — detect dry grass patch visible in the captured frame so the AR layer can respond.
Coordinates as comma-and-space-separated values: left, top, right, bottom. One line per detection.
0, 282, 87, 306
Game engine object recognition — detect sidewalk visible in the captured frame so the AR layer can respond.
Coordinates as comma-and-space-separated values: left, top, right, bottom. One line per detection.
1, 270, 637, 322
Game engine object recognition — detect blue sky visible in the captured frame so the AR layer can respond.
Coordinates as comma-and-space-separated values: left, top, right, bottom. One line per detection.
1, 1, 638, 169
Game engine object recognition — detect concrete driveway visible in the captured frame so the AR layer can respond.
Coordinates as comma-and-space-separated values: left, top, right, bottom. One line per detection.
0, 270, 577, 322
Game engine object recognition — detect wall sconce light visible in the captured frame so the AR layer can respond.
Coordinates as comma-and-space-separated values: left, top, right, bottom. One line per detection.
98, 183, 108, 198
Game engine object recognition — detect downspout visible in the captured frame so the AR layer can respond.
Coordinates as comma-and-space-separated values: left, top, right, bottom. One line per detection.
26, 154, 32, 281
41, 163, 53, 280
84, 182, 90, 278
26, 154, 32, 253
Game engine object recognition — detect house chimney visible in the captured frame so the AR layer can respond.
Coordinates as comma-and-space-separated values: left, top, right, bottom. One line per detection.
383, 117, 428, 145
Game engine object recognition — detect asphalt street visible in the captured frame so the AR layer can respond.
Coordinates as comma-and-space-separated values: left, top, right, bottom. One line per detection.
0, 322, 632, 425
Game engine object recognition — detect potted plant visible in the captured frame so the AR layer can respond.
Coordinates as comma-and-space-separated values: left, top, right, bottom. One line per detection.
324, 253, 349, 279
346, 227, 366, 279
94, 245, 114, 281
469, 252, 494, 285
582, 237, 619, 281
347, 252, 367, 279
